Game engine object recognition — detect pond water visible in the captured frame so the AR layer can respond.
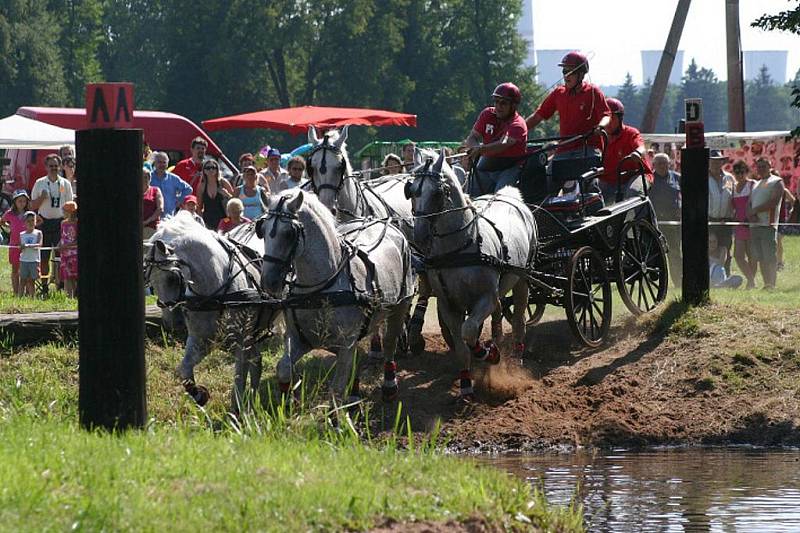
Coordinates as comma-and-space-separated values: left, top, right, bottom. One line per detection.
483, 448, 800, 532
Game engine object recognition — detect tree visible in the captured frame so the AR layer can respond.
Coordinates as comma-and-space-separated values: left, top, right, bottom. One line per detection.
616, 73, 643, 128
671, 59, 727, 131
0, 0, 69, 116
745, 65, 793, 131
753, 1, 800, 136
50, 0, 105, 106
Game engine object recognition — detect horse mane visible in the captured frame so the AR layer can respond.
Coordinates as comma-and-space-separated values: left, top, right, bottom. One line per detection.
149, 210, 219, 251
495, 185, 523, 202
296, 190, 338, 230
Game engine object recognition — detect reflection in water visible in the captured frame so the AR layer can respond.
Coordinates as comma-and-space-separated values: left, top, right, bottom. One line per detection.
482, 449, 800, 532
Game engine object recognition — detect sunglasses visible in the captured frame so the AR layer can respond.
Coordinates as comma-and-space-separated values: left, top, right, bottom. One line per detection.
48, 165, 60, 169
204, 166, 218, 171
289, 166, 304, 171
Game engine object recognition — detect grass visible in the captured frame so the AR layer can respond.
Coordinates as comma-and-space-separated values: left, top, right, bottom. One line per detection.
0, 260, 157, 313
0, 340, 584, 531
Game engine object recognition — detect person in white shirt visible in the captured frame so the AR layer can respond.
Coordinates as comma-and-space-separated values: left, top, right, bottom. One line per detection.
30, 153, 74, 286
707, 149, 734, 275
277, 156, 308, 191
747, 157, 784, 289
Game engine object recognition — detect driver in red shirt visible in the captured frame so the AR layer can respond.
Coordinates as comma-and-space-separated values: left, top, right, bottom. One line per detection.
600, 98, 652, 203
526, 51, 610, 154
463, 82, 528, 196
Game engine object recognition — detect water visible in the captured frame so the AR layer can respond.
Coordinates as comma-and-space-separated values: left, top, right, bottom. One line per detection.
483, 448, 800, 532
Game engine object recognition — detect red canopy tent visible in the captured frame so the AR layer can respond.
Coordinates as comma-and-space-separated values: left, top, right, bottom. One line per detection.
202, 106, 416, 135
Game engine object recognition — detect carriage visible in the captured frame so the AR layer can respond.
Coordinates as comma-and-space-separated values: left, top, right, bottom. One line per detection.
500, 133, 670, 348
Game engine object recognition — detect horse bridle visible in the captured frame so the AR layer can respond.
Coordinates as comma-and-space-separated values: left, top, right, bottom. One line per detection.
306, 136, 346, 194
255, 196, 306, 281
144, 247, 191, 309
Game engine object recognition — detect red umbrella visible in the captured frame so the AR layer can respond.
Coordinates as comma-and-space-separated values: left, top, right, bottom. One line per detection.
202, 106, 416, 135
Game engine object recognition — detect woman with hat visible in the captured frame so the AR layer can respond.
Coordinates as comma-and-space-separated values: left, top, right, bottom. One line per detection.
708, 149, 735, 275
1, 190, 31, 295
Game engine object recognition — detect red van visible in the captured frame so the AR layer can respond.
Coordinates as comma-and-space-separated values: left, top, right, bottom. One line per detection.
3, 106, 236, 195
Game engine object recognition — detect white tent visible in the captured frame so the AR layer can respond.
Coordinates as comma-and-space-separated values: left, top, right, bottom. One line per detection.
0, 114, 75, 149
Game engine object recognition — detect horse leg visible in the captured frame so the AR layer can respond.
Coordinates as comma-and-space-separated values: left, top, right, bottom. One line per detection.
380, 300, 411, 402
511, 278, 529, 358
332, 344, 361, 404
247, 344, 264, 401
178, 333, 213, 406
464, 292, 501, 365
407, 274, 431, 354
436, 297, 473, 400
231, 347, 247, 415
276, 334, 307, 401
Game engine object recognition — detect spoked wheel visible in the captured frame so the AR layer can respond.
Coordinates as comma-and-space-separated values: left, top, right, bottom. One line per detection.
615, 219, 668, 315
501, 295, 546, 327
566, 246, 612, 348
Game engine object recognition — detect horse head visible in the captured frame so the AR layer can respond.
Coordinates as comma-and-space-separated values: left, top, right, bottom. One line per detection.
306, 126, 351, 214
256, 190, 306, 296
406, 149, 459, 245
145, 239, 192, 309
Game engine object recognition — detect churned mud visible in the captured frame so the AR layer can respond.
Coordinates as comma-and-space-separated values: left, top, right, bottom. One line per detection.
381, 301, 800, 450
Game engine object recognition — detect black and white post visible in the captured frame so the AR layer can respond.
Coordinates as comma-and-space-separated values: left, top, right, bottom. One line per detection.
78, 83, 147, 430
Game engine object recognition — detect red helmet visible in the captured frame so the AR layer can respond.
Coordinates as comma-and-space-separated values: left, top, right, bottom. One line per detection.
558, 51, 589, 73
492, 82, 521, 104
606, 97, 625, 114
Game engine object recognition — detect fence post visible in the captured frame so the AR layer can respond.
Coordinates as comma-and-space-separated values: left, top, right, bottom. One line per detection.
78, 83, 146, 430
680, 146, 710, 304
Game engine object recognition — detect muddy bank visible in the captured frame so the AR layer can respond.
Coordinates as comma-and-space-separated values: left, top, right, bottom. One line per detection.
388, 301, 800, 450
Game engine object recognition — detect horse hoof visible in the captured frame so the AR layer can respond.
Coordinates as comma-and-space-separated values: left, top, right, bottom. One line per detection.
381, 384, 399, 403
457, 392, 476, 407
194, 385, 210, 406
472, 341, 500, 365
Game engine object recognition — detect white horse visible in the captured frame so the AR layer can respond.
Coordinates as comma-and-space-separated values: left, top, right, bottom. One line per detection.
257, 189, 416, 402
406, 151, 537, 401
145, 211, 279, 412
305, 126, 436, 353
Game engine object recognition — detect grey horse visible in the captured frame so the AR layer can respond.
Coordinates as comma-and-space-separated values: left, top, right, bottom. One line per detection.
305, 126, 436, 353
256, 189, 416, 402
406, 151, 537, 401
145, 211, 279, 412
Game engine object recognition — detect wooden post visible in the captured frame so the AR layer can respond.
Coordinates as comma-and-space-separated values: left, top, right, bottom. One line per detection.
725, 0, 746, 131
78, 83, 146, 430
641, 0, 692, 133
680, 146, 710, 304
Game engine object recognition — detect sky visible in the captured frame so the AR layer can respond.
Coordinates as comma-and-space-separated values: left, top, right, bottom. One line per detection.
530, 0, 800, 85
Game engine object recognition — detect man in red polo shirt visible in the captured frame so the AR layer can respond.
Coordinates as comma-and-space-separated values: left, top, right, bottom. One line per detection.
600, 98, 652, 203
463, 82, 528, 196
173, 136, 207, 194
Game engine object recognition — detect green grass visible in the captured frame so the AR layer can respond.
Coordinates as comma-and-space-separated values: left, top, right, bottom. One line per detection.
0, 260, 157, 313
0, 341, 583, 531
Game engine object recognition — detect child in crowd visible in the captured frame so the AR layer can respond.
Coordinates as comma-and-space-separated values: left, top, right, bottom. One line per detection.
180, 195, 205, 225
709, 233, 743, 289
19, 211, 43, 297
1, 190, 31, 295
59, 201, 79, 298
217, 198, 250, 234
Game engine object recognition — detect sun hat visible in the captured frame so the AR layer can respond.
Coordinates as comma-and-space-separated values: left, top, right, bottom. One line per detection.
12, 189, 30, 201
243, 165, 257, 173
24, 211, 37, 219
267, 148, 281, 158
183, 195, 198, 205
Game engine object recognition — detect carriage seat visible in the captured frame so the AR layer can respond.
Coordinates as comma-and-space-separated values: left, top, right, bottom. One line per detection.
539, 167, 605, 217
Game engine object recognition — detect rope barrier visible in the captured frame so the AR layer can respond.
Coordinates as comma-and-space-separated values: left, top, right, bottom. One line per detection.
655, 221, 800, 227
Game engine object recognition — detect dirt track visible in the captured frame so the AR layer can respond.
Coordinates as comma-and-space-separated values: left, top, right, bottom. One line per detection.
377, 301, 800, 450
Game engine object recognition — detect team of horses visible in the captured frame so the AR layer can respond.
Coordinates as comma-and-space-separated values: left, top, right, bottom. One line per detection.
145, 126, 536, 412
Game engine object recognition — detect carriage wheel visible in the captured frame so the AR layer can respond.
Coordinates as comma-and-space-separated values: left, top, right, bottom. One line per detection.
501, 295, 546, 327
566, 246, 612, 348
615, 219, 668, 315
